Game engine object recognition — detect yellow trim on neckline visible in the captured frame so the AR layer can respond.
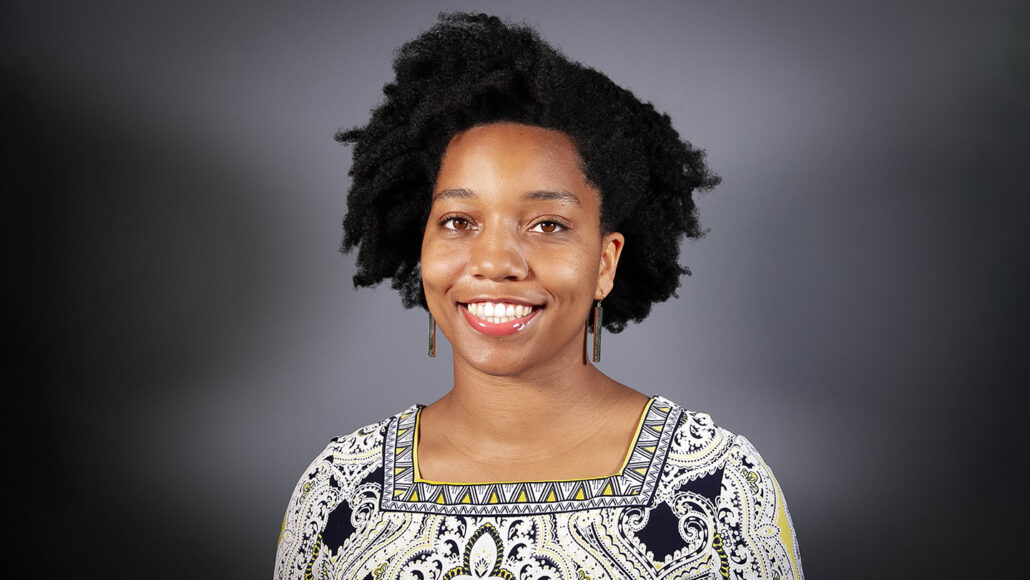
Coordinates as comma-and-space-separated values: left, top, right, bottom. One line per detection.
411, 397, 656, 485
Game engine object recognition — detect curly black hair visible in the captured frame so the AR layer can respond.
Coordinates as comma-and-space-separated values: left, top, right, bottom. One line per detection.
338, 12, 719, 333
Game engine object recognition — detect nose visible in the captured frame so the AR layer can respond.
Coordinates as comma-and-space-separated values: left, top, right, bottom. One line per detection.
467, 224, 528, 281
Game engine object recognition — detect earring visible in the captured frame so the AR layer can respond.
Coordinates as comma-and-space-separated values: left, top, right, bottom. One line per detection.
592, 300, 603, 362
428, 312, 436, 358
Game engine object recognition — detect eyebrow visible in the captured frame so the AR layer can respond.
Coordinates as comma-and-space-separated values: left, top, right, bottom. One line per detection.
431, 188, 582, 206
523, 189, 582, 206
432, 188, 476, 203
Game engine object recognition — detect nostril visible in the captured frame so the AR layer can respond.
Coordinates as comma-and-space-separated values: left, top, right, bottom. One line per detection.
467, 238, 528, 281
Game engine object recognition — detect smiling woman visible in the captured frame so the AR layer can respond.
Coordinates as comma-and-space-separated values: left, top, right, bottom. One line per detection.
421, 123, 622, 386
274, 12, 803, 580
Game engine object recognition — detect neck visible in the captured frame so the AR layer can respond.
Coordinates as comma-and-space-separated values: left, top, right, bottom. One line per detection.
426, 346, 644, 459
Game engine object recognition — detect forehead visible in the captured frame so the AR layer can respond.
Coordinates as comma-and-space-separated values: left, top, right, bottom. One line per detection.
434, 123, 597, 205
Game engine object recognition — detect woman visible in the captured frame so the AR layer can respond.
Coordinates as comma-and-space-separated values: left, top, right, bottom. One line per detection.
276, 13, 803, 580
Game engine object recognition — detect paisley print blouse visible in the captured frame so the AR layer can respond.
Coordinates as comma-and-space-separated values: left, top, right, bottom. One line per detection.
274, 396, 803, 579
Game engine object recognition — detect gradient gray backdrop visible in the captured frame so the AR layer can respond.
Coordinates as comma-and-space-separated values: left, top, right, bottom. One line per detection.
5, 1, 1027, 578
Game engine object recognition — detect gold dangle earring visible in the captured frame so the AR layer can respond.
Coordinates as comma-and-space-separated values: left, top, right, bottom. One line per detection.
591, 300, 603, 362
427, 312, 436, 358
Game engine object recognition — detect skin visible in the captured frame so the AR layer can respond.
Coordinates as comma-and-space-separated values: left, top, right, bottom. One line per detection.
418, 122, 649, 483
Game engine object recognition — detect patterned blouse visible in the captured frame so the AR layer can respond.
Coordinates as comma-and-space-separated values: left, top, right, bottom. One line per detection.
274, 396, 803, 579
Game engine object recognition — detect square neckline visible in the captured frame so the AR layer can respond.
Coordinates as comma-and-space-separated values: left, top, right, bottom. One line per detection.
379, 395, 683, 515
411, 397, 655, 485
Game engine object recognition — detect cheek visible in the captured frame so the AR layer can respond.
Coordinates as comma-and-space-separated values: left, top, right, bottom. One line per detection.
534, 246, 602, 295
420, 239, 463, 295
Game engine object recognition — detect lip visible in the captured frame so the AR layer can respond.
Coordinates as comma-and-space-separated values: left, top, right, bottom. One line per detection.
460, 302, 540, 336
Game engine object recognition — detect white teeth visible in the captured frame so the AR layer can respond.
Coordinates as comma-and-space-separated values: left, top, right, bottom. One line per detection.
466, 301, 534, 323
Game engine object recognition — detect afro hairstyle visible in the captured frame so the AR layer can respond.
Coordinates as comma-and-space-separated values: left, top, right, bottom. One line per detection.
337, 12, 719, 333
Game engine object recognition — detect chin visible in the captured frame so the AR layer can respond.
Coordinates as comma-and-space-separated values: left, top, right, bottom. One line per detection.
455, 349, 535, 378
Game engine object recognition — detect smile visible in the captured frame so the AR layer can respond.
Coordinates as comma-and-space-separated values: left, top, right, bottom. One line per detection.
461, 301, 540, 336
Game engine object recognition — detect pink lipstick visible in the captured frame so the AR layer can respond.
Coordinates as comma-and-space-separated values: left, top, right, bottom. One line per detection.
461, 302, 539, 336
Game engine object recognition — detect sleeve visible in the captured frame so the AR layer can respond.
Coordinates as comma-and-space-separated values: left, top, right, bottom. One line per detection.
717, 434, 804, 580
273, 444, 343, 580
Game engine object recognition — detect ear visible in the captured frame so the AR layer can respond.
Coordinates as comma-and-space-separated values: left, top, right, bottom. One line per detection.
596, 232, 625, 300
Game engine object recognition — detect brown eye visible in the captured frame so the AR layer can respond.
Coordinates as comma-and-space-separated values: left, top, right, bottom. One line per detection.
531, 221, 564, 233
443, 217, 472, 231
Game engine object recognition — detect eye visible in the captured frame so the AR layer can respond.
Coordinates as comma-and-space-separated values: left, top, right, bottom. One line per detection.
530, 220, 566, 233
441, 216, 474, 231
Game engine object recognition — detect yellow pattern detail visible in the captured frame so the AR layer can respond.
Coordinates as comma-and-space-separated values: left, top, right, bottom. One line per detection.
713, 532, 730, 578
769, 468, 801, 578
616, 398, 654, 473
545, 489, 557, 502
516, 490, 528, 502
574, 486, 586, 500
602, 483, 614, 496
489, 491, 500, 504
740, 467, 760, 494
277, 511, 287, 547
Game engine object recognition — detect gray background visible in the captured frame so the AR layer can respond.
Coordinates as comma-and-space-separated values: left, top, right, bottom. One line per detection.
5, 1, 1027, 578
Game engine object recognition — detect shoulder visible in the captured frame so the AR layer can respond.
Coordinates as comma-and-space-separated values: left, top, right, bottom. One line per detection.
656, 396, 805, 579
290, 404, 419, 485
324, 411, 397, 461
274, 406, 417, 579
659, 397, 736, 472
279, 408, 406, 511
658, 396, 786, 478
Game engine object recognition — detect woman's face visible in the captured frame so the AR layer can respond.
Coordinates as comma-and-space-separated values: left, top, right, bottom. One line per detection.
421, 123, 623, 377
